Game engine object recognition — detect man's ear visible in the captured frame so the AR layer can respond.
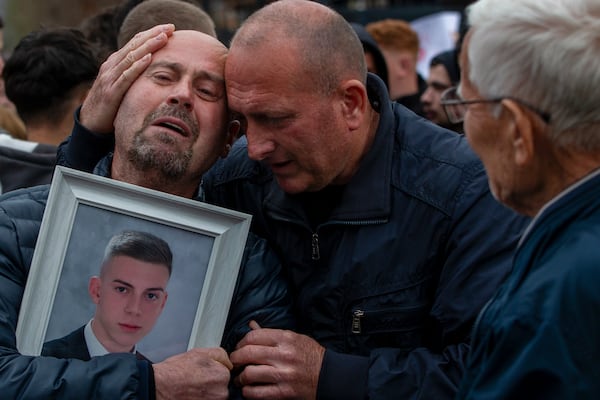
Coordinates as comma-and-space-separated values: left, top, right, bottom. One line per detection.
502, 99, 538, 167
397, 54, 414, 77
221, 120, 240, 158
339, 79, 368, 131
89, 276, 101, 305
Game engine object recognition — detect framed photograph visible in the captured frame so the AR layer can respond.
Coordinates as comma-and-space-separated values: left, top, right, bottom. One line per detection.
16, 166, 251, 362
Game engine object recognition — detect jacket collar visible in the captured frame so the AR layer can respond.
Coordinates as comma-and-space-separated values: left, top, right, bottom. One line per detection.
93, 153, 112, 178
519, 167, 600, 248
264, 73, 394, 223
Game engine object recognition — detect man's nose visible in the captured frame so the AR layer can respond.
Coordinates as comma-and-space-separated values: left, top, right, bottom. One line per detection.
246, 125, 276, 161
167, 81, 193, 111
125, 295, 142, 315
420, 86, 434, 104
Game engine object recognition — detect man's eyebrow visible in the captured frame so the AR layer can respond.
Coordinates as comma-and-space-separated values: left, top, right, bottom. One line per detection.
145, 287, 165, 292
148, 61, 224, 84
147, 60, 183, 73
428, 80, 451, 90
113, 279, 133, 288
112, 279, 165, 292
195, 70, 225, 85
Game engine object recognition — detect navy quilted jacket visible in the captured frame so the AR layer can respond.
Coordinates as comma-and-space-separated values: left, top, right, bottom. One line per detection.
0, 163, 294, 398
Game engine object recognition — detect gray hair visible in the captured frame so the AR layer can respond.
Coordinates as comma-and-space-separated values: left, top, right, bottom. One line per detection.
102, 230, 173, 276
230, 0, 367, 95
467, 0, 600, 149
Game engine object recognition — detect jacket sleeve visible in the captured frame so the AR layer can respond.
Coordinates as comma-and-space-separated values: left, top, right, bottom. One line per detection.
56, 108, 114, 171
317, 170, 529, 400
220, 232, 295, 353
0, 199, 150, 399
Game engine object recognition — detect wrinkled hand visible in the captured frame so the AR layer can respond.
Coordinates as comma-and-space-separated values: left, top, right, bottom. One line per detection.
231, 321, 325, 400
153, 347, 233, 400
80, 24, 174, 133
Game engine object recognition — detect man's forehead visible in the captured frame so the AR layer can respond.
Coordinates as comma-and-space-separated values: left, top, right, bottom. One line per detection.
104, 256, 169, 275
156, 30, 227, 64
170, 29, 224, 47
148, 59, 224, 83
109, 277, 167, 290
429, 64, 451, 83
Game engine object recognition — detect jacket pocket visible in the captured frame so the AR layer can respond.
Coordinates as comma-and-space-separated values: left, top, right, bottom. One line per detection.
346, 303, 429, 354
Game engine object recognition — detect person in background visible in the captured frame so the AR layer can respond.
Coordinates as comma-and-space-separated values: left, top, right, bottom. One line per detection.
0, 27, 98, 194
80, 0, 214, 63
421, 49, 463, 132
440, 0, 600, 398
79, 3, 123, 63
57, 0, 529, 398
0, 26, 293, 399
0, 15, 26, 140
0, 107, 26, 140
350, 22, 389, 91
117, 0, 216, 47
4, 28, 98, 147
366, 18, 427, 115
0, 15, 16, 113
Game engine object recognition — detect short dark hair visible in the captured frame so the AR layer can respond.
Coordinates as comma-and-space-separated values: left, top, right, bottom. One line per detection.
117, 0, 216, 48
102, 230, 173, 276
430, 49, 460, 85
79, 4, 122, 63
3, 28, 99, 125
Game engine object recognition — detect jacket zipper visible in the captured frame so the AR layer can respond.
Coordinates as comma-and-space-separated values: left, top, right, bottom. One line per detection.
310, 218, 388, 262
352, 309, 364, 333
311, 233, 320, 260
265, 211, 388, 264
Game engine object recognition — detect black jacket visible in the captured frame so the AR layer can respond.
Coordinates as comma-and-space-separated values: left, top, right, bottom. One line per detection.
42, 325, 92, 361
202, 74, 529, 399
42, 324, 151, 362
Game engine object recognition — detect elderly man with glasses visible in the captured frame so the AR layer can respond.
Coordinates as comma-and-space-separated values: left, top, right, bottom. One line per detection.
446, 0, 600, 398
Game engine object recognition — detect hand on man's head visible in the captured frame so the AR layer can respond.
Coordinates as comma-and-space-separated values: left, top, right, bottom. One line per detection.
80, 24, 174, 134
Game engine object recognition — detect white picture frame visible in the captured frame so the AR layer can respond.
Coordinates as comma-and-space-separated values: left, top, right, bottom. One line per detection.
16, 166, 251, 362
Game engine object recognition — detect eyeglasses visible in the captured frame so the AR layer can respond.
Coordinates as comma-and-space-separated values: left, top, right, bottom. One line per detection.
440, 86, 551, 125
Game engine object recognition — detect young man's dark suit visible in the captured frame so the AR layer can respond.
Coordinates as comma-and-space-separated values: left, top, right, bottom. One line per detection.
42, 325, 150, 361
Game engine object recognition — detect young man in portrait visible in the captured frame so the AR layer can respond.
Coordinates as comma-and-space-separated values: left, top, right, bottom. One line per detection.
42, 230, 172, 362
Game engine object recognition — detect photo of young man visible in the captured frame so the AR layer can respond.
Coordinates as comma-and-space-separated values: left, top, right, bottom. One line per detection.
42, 230, 172, 361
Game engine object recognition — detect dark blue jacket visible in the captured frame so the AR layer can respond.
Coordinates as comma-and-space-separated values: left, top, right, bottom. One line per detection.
201, 74, 530, 399
457, 170, 600, 399
0, 158, 294, 399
